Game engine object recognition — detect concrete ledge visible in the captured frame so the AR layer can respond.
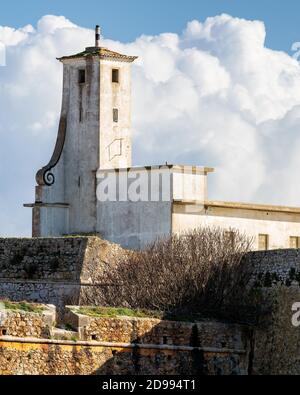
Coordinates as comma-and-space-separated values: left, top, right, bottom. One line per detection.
97, 164, 215, 175
173, 199, 300, 215
0, 336, 246, 354
24, 203, 69, 209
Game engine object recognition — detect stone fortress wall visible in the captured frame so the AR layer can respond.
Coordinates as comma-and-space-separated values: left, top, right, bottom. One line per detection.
244, 250, 300, 375
0, 237, 123, 319
0, 236, 300, 374
0, 304, 249, 375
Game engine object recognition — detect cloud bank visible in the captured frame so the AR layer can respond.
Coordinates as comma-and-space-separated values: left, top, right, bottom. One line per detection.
1, 14, 300, 236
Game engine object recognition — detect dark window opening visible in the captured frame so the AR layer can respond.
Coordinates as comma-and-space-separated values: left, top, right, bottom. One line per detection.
91, 334, 97, 341
79, 99, 83, 122
0, 328, 7, 336
78, 69, 86, 84
113, 108, 119, 123
163, 336, 168, 345
112, 69, 119, 83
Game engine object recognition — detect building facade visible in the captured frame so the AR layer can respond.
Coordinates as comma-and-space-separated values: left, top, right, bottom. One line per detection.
97, 165, 300, 250
25, 28, 300, 251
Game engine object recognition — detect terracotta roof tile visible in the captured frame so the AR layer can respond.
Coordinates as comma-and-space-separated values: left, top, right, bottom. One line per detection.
58, 47, 138, 63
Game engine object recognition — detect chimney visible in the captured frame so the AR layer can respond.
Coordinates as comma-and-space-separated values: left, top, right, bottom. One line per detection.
95, 25, 101, 48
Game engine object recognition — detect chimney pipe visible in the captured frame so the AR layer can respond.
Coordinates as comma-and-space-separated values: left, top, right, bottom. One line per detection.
95, 25, 101, 48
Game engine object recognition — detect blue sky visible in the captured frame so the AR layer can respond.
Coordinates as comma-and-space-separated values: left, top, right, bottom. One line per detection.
1, 0, 300, 54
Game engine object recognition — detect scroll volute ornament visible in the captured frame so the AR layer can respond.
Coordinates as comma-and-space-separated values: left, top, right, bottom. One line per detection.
36, 114, 67, 186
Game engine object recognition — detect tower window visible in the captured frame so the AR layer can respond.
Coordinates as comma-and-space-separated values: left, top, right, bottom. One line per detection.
112, 69, 119, 83
113, 108, 119, 123
78, 69, 86, 84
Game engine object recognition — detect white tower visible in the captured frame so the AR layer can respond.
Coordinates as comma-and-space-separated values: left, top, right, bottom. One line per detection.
26, 27, 137, 237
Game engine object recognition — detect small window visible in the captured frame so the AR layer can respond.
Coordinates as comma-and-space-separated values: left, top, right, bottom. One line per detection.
290, 236, 300, 249
112, 69, 119, 83
78, 69, 86, 84
0, 328, 7, 336
258, 234, 269, 251
113, 108, 119, 123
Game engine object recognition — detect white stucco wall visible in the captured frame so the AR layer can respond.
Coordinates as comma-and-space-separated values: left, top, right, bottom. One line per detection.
35, 52, 134, 237
97, 201, 172, 249
172, 167, 209, 202
96, 166, 174, 249
96, 166, 210, 249
61, 58, 100, 234
172, 204, 300, 250
99, 60, 132, 169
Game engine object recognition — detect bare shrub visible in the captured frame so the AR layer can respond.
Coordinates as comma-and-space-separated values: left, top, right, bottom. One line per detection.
98, 227, 257, 322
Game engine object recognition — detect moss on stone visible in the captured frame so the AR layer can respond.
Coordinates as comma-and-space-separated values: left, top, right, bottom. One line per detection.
75, 306, 164, 320
1, 300, 44, 314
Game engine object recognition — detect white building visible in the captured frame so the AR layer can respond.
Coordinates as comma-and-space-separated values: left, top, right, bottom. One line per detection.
25, 27, 300, 251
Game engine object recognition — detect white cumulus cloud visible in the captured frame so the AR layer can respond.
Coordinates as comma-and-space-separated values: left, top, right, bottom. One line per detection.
1, 14, 300, 236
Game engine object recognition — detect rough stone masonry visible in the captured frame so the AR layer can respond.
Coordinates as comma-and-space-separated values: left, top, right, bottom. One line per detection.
0, 305, 250, 375
1, 236, 300, 374
0, 236, 123, 320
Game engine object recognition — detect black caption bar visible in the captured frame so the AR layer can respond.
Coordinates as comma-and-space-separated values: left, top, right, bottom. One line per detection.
0, 375, 292, 393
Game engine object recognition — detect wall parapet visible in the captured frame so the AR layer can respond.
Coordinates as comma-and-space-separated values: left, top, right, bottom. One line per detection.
246, 249, 300, 287
0, 237, 124, 319
65, 306, 250, 350
0, 302, 55, 339
0, 302, 250, 375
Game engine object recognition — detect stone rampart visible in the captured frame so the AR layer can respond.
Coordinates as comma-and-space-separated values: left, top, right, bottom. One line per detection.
0, 237, 123, 318
0, 304, 249, 375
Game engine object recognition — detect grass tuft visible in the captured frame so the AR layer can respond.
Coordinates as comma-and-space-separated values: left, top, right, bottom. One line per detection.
75, 306, 164, 320
0, 300, 44, 314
